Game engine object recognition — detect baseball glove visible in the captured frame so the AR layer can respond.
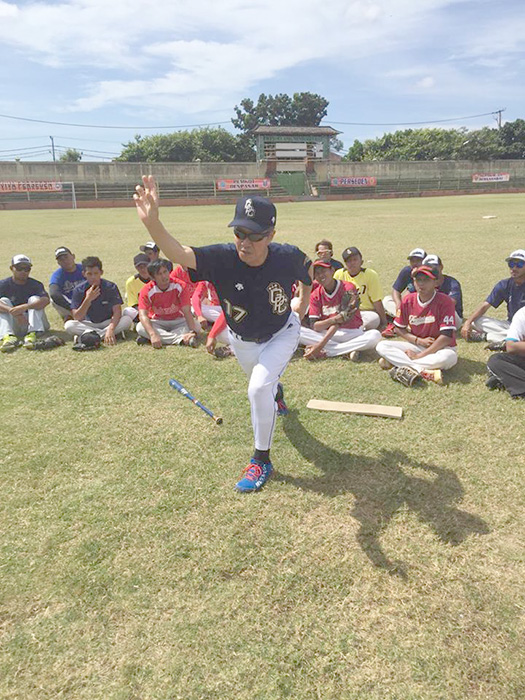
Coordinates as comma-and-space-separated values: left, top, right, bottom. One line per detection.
34, 335, 66, 351
389, 365, 420, 387
338, 289, 360, 322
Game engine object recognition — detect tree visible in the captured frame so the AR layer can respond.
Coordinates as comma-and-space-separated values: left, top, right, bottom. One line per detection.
232, 92, 329, 133
117, 128, 255, 162
499, 119, 525, 159
59, 148, 82, 162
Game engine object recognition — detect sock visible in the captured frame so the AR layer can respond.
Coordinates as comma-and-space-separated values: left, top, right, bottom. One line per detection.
253, 449, 270, 463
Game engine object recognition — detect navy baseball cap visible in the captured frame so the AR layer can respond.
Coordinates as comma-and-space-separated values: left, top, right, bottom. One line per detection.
342, 246, 362, 261
133, 253, 150, 266
228, 196, 277, 234
140, 241, 159, 252
423, 254, 442, 267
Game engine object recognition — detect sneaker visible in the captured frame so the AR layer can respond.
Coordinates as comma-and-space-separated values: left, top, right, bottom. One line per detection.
275, 383, 289, 416
136, 336, 151, 346
419, 369, 444, 385
381, 323, 396, 338
234, 459, 273, 493
389, 366, 420, 387
348, 350, 360, 362
187, 335, 199, 348
1, 334, 19, 353
378, 357, 393, 370
23, 332, 37, 350
486, 374, 504, 390
486, 340, 507, 352
467, 329, 487, 342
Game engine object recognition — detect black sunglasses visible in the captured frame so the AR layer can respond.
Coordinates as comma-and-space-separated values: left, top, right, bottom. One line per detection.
15, 265, 31, 272
233, 227, 269, 242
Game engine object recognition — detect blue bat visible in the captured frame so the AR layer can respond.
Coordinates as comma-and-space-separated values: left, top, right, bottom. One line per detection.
169, 379, 223, 425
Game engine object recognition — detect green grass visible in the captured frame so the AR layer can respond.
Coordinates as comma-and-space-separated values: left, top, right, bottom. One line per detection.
1, 195, 524, 699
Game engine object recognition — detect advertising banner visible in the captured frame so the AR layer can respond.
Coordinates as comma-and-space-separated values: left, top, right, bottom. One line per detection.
330, 177, 377, 187
472, 173, 510, 183
217, 179, 270, 191
0, 181, 63, 192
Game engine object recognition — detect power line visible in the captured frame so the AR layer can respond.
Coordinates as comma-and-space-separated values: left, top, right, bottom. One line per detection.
0, 112, 231, 129
328, 110, 505, 126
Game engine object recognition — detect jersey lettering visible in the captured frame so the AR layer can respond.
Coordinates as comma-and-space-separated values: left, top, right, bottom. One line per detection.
267, 282, 289, 315
223, 298, 248, 323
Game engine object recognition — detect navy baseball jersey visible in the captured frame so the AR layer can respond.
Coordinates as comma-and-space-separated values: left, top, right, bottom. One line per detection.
392, 265, 415, 294
437, 275, 463, 319
0, 276, 48, 306
71, 279, 123, 323
486, 278, 525, 321
189, 242, 312, 340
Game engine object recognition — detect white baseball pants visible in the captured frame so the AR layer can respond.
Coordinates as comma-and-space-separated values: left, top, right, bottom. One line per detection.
360, 310, 381, 330
0, 296, 50, 336
299, 327, 381, 357
228, 312, 301, 451
136, 318, 193, 345
64, 316, 133, 338
472, 316, 510, 342
376, 340, 458, 371
382, 295, 397, 318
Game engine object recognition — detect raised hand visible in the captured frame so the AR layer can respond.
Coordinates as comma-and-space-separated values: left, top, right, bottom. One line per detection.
134, 175, 160, 228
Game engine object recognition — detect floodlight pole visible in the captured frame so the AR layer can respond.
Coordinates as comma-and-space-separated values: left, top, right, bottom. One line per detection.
50, 136, 56, 162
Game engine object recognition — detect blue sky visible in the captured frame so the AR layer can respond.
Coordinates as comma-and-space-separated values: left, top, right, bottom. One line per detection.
0, 0, 524, 161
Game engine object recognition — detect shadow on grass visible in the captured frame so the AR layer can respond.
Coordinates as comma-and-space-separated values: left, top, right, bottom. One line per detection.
277, 410, 490, 579
447, 356, 488, 385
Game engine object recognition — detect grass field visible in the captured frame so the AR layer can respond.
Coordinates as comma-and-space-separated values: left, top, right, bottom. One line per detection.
1, 194, 524, 699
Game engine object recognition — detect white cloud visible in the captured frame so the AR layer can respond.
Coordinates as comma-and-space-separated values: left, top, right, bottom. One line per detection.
0, 0, 521, 113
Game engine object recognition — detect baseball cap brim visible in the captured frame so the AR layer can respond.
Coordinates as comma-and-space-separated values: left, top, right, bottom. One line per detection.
228, 216, 270, 234
412, 265, 438, 280
313, 260, 333, 269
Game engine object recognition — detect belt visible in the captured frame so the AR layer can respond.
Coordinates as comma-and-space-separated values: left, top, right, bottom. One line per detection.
234, 321, 293, 344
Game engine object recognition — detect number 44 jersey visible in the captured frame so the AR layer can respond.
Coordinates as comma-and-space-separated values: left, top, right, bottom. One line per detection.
394, 291, 457, 346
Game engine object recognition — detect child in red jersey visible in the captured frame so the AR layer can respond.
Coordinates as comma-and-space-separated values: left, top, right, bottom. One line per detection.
136, 259, 200, 347
375, 265, 458, 384
299, 260, 381, 360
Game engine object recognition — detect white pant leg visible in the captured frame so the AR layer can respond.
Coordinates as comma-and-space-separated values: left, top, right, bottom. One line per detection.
0, 297, 16, 336
0, 296, 49, 335
228, 313, 300, 451
376, 339, 458, 371
455, 313, 463, 329
473, 316, 509, 343
123, 306, 139, 321
137, 318, 190, 345
360, 310, 380, 330
201, 305, 222, 323
52, 301, 73, 321
382, 295, 397, 318
299, 326, 381, 357
65, 316, 132, 338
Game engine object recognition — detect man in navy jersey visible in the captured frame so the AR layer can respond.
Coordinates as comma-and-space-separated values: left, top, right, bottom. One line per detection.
49, 246, 85, 322
462, 249, 525, 345
422, 254, 463, 325
134, 176, 312, 493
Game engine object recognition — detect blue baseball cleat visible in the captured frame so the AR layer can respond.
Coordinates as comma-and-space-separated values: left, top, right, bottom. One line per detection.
235, 459, 273, 493
275, 382, 289, 416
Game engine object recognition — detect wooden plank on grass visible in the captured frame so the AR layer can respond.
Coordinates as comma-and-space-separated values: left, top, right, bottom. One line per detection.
307, 399, 403, 419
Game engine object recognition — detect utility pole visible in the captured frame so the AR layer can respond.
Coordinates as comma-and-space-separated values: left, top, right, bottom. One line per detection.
49, 135, 56, 161
494, 108, 506, 129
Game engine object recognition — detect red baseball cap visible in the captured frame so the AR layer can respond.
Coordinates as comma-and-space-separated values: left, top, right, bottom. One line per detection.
412, 265, 438, 280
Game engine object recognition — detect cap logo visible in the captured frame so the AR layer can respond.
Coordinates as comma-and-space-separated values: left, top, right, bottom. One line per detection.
244, 199, 255, 218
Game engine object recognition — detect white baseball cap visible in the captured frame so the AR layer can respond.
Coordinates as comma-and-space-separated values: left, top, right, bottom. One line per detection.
505, 249, 525, 263
11, 254, 32, 266
423, 254, 442, 266
408, 248, 426, 259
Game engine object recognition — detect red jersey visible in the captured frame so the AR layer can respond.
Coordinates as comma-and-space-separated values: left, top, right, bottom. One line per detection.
138, 277, 191, 321
309, 280, 362, 330
171, 266, 196, 297
394, 291, 457, 346
192, 281, 220, 317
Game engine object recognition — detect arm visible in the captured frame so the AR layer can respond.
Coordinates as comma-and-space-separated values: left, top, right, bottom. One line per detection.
391, 288, 403, 311
134, 176, 197, 269
293, 263, 314, 320
10, 295, 49, 316
138, 308, 162, 348
49, 283, 71, 310
372, 299, 387, 327
461, 300, 491, 339
395, 325, 436, 349
104, 304, 122, 346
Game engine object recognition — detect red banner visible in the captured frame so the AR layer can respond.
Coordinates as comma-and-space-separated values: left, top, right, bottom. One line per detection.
217, 179, 270, 191
0, 181, 63, 192
330, 177, 377, 187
